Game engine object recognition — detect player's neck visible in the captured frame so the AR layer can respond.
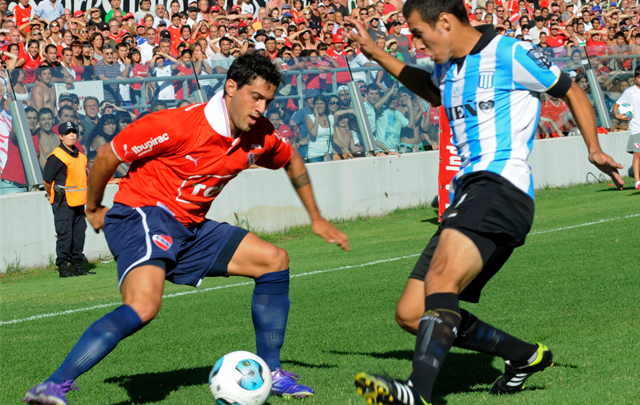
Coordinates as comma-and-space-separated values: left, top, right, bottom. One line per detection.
451, 24, 483, 59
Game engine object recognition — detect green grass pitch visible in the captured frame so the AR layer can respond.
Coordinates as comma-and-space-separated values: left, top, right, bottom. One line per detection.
2, 179, 640, 404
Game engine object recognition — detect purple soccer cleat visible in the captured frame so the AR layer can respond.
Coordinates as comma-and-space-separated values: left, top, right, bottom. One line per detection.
23, 380, 79, 405
271, 367, 315, 398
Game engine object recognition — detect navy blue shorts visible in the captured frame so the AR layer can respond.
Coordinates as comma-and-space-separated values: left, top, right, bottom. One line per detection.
104, 203, 248, 291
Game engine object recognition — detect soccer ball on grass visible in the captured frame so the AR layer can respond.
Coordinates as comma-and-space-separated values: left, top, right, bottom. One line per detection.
209, 351, 272, 405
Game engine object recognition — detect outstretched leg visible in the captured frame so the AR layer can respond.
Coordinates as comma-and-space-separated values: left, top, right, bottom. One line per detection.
23, 264, 165, 405
227, 233, 314, 399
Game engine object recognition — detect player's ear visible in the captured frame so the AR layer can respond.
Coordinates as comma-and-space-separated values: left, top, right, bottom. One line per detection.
225, 78, 237, 97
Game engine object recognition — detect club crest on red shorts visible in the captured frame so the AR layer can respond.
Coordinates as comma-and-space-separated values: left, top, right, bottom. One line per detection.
153, 234, 173, 250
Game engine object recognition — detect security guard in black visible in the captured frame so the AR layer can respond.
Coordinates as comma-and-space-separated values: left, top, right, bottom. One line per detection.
43, 122, 93, 277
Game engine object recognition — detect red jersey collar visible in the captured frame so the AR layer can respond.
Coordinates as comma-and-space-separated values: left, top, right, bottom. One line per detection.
204, 91, 231, 138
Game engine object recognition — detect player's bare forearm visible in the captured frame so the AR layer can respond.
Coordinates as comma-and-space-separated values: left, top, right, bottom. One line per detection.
87, 143, 122, 212
563, 82, 600, 153
563, 82, 624, 189
285, 149, 321, 221
285, 150, 350, 250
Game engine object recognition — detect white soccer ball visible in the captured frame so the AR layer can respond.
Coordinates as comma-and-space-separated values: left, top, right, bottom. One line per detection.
209, 351, 273, 405
618, 103, 634, 119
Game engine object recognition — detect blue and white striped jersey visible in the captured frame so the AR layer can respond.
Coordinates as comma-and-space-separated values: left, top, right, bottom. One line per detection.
431, 27, 567, 200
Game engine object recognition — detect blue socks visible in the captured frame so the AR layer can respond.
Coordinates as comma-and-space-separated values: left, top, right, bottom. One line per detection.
252, 269, 290, 371
47, 305, 143, 384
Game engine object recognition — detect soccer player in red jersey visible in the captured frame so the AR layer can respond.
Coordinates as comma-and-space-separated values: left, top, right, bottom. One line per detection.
24, 53, 349, 405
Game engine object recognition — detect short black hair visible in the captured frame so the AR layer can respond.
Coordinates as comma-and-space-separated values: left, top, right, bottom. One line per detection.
219, 36, 232, 44
403, 0, 469, 27
226, 52, 283, 92
38, 107, 54, 119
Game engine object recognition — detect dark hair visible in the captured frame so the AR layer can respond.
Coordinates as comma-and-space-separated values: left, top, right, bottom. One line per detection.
88, 113, 117, 146
635, 65, 640, 76
25, 106, 37, 115
27, 39, 39, 48
44, 44, 57, 54
403, 0, 469, 26
83, 96, 99, 107
181, 48, 192, 57
62, 47, 73, 55
38, 107, 54, 119
226, 52, 283, 92
366, 83, 380, 93
219, 36, 232, 44
58, 105, 75, 118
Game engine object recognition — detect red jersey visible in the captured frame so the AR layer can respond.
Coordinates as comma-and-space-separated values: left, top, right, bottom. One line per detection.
168, 25, 182, 46
110, 92, 293, 227
14, 3, 32, 33
22, 52, 41, 84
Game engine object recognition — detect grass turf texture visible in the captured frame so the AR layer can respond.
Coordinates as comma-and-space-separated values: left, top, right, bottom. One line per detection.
2, 179, 640, 405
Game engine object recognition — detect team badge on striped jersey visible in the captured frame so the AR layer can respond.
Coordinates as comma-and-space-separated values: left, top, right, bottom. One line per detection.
152, 234, 173, 251
478, 72, 494, 89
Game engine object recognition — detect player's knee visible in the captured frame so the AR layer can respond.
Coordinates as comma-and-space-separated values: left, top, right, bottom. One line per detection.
127, 297, 162, 324
263, 245, 289, 274
395, 305, 419, 334
425, 263, 460, 293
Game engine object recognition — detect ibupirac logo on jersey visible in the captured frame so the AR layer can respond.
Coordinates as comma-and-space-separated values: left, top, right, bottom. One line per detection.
131, 133, 170, 157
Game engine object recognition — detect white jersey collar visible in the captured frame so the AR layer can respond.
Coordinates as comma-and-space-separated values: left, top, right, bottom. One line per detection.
204, 91, 231, 137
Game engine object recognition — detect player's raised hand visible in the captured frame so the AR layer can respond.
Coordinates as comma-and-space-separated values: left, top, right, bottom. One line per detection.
589, 150, 624, 190
86, 206, 109, 233
343, 17, 379, 61
312, 218, 350, 251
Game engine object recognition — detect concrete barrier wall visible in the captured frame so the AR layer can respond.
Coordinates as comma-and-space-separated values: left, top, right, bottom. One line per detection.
0, 132, 631, 272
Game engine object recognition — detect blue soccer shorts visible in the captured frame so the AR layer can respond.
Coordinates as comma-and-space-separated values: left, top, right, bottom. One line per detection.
104, 203, 248, 291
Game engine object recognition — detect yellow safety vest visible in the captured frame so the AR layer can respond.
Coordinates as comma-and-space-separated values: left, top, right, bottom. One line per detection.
48, 147, 88, 207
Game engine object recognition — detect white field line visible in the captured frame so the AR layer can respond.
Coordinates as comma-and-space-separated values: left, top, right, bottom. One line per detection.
528, 213, 640, 235
1, 213, 637, 327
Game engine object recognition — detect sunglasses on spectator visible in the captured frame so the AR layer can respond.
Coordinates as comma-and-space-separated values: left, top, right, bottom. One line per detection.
329, 101, 338, 104
80, 30, 88, 33
475, 11, 482, 14
51, 23, 59, 27
304, 12, 310, 15
120, 119, 131, 124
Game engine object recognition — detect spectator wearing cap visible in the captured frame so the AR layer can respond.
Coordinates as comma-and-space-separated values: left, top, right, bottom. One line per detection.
186, 6, 200, 28
105, 0, 124, 23
35, 0, 64, 23
253, 28, 268, 44
43, 121, 92, 278
385, 22, 412, 59
529, 16, 549, 45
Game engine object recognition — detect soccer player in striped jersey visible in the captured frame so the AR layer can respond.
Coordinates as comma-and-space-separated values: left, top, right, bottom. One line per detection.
346, 1, 624, 404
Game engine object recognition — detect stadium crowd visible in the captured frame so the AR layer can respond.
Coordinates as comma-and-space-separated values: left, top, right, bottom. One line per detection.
0, 0, 639, 194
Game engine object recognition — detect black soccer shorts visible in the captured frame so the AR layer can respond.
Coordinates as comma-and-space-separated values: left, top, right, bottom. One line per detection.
410, 171, 535, 303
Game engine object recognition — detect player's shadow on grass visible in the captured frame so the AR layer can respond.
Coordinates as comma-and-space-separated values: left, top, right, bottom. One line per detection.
421, 217, 440, 225
329, 349, 503, 404
105, 366, 211, 404
282, 359, 337, 369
